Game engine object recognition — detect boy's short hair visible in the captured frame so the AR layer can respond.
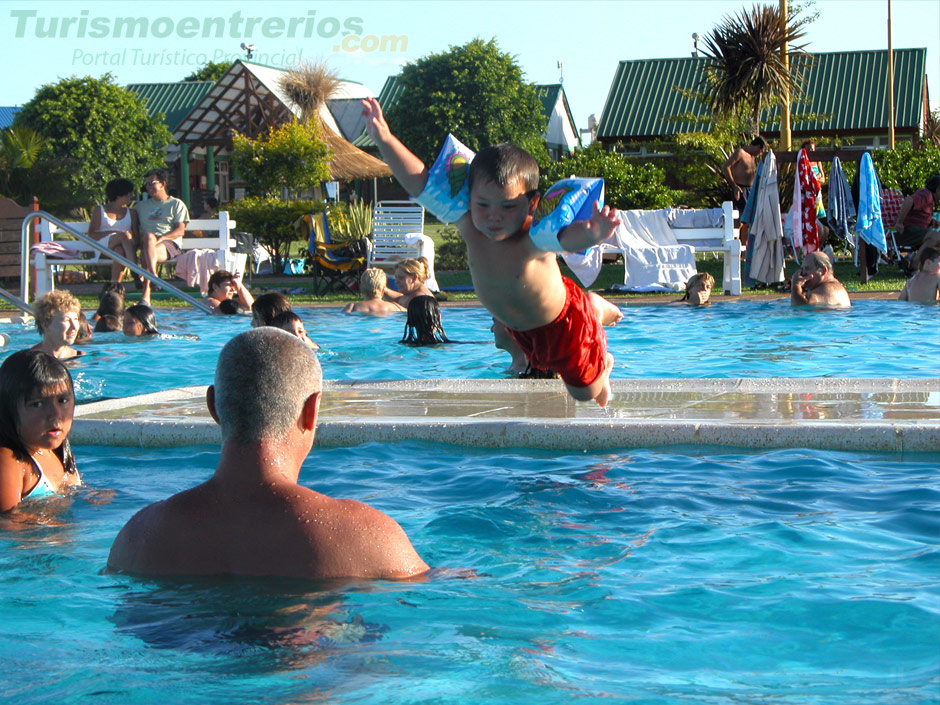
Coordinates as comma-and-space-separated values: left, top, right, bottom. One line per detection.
918, 247, 940, 269
925, 175, 940, 193
360, 268, 387, 298
468, 143, 540, 195
751, 136, 769, 150
105, 178, 136, 202
33, 290, 80, 333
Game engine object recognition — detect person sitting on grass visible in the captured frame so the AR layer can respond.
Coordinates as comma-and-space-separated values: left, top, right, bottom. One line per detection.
107, 327, 429, 579
363, 97, 619, 406
206, 270, 254, 313
343, 268, 406, 315
898, 246, 940, 303
30, 290, 83, 360
790, 251, 851, 307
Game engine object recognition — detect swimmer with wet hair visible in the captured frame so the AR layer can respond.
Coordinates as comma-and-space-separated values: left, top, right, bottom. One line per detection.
343, 268, 406, 314
108, 327, 428, 579
123, 304, 159, 336
31, 290, 83, 360
0, 350, 80, 512
251, 292, 292, 327
400, 295, 450, 346
269, 310, 319, 350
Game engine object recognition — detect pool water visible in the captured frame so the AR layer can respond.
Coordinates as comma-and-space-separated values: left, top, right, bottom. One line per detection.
2, 442, 937, 704
1, 300, 937, 401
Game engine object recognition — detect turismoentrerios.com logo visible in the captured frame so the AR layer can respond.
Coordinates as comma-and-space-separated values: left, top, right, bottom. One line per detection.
11, 9, 368, 41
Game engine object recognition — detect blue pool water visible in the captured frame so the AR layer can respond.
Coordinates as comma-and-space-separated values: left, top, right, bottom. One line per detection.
2, 442, 937, 704
1, 299, 937, 400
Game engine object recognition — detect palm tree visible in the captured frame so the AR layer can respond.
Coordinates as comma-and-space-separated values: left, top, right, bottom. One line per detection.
701, 4, 810, 138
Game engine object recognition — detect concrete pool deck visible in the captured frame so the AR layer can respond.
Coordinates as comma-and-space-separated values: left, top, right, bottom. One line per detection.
72, 377, 939, 452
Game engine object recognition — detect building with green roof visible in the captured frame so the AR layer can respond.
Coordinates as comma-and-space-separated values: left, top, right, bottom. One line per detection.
597, 49, 930, 152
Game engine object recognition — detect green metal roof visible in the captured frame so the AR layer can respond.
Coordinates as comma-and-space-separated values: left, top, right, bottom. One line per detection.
126, 81, 215, 132
597, 49, 928, 140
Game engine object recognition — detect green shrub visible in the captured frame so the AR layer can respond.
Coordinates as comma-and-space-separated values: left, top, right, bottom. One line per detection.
435, 225, 468, 271
225, 197, 323, 271
872, 143, 940, 195
541, 144, 678, 210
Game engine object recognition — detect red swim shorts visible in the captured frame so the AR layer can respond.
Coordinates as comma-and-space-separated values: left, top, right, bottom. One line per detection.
508, 276, 607, 388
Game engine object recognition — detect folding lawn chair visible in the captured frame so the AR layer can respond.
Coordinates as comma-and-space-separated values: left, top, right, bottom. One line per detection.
295, 210, 368, 296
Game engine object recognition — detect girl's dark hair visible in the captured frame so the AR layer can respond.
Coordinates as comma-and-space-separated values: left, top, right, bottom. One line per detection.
251, 292, 292, 325
218, 298, 246, 315
125, 304, 159, 334
400, 295, 450, 346
105, 177, 136, 202
0, 350, 77, 474
94, 314, 122, 332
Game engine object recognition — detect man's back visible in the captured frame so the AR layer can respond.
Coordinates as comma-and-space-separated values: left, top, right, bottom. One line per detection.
108, 477, 428, 579
900, 271, 940, 302
344, 298, 404, 314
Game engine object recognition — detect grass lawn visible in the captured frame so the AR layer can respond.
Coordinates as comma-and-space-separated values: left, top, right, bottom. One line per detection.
2, 242, 905, 312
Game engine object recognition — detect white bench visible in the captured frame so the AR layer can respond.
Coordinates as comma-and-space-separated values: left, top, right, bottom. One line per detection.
668, 202, 743, 296
30, 212, 246, 295
368, 200, 440, 291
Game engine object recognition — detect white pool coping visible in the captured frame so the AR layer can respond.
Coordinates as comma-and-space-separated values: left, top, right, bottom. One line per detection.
72, 378, 940, 452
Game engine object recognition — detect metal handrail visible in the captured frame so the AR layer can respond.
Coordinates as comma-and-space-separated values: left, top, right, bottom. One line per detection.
0, 285, 32, 316
21, 212, 213, 313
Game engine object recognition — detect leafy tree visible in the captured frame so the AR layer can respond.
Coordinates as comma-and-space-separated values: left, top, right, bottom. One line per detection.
231, 119, 332, 199
541, 144, 678, 210
14, 74, 172, 207
386, 38, 549, 166
184, 61, 233, 82
701, 4, 810, 138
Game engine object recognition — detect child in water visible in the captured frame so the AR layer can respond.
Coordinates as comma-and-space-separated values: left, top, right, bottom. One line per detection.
363, 98, 619, 405
400, 295, 450, 346
0, 350, 80, 512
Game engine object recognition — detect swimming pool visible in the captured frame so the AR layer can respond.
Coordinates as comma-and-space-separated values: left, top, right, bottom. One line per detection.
3, 441, 937, 704
1, 299, 937, 400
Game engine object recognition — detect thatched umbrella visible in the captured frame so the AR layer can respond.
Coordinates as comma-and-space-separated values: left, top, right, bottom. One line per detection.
279, 61, 391, 181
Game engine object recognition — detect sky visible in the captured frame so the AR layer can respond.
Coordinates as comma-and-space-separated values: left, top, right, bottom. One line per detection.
1, 0, 937, 133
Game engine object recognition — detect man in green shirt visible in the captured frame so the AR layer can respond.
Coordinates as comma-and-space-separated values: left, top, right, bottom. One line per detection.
133, 168, 189, 305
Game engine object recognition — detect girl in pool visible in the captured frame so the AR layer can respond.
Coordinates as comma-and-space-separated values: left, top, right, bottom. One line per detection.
123, 304, 159, 336
678, 272, 714, 306
385, 257, 435, 308
31, 290, 83, 360
400, 295, 451, 346
0, 350, 80, 512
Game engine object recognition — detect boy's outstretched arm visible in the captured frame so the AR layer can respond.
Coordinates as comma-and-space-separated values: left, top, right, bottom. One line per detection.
361, 97, 429, 196
558, 203, 622, 253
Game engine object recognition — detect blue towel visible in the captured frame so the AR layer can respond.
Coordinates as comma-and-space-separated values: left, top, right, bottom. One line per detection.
856, 153, 887, 254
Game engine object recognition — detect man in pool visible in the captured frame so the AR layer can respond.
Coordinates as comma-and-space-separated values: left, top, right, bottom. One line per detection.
790, 250, 851, 307
107, 327, 429, 580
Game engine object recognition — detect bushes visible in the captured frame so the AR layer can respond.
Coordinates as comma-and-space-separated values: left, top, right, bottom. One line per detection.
225, 197, 323, 272
541, 144, 678, 210
872, 143, 940, 195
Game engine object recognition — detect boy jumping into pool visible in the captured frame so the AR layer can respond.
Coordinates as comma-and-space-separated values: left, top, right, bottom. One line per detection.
362, 98, 620, 406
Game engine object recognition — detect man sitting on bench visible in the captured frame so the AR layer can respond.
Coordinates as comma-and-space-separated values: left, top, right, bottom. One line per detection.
133, 168, 189, 305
